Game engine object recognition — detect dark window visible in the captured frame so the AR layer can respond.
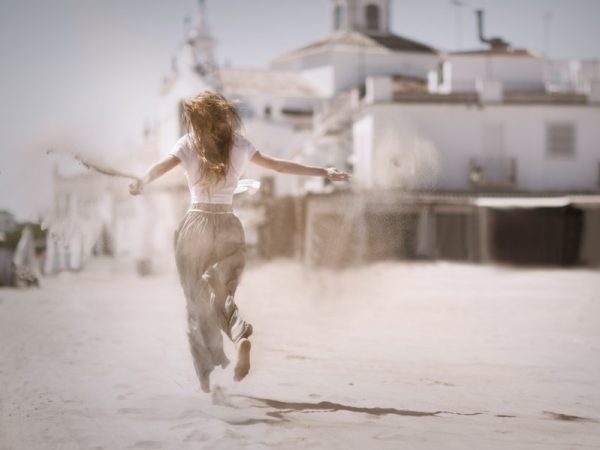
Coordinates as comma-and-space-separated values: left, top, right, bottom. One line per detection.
234, 101, 254, 119
366, 4, 380, 31
546, 122, 576, 158
264, 105, 272, 119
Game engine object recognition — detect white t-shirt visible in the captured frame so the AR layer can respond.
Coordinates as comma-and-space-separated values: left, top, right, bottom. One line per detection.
169, 132, 258, 204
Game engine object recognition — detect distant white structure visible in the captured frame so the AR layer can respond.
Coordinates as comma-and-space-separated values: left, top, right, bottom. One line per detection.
349, 8, 600, 193
46, 0, 600, 271
150, 0, 600, 195
153, 0, 446, 196
0, 210, 17, 233
44, 133, 185, 274
271, 0, 439, 96
429, 50, 546, 94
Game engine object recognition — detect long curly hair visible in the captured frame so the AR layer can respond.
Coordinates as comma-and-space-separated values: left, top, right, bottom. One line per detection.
183, 91, 242, 188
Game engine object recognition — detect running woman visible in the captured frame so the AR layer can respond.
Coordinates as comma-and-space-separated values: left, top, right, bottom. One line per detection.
129, 91, 349, 393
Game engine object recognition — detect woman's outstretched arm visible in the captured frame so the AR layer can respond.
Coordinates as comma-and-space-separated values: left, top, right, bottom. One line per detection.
129, 155, 180, 195
250, 150, 350, 181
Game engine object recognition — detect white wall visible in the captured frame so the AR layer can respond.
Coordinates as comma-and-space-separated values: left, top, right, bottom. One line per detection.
546, 60, 600, 93
352, 114, 375, 186
271, 50, 333, 71
440, 55, 545, 93
301, 66, 336, 97
228, 93, 319, 123
333, 50, 438, 93
355, 102, 600, 191
274, 47, 439, 96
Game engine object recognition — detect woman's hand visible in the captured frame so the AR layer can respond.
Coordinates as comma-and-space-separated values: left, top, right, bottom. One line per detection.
129, 178, 144, 196
128, 155, 180, 197
325, 167, 351, 182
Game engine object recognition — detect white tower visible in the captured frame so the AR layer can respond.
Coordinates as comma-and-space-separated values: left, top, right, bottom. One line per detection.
184, 0, 217, 76
331, 0, 391, 34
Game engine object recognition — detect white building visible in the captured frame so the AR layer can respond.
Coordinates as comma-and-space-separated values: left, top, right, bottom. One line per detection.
44, 132, 185, 274
46, 0, 600, 268
351, 9, 600, 193
153, 0, 447, 196
297, 4, 600, 266
271, 0, 439, 96
354, 77, 600, 192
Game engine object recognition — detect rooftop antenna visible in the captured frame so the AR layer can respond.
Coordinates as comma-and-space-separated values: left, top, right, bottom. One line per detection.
543, 11, 553, 59
450, 0, 468, 50
476, 9, 510, 50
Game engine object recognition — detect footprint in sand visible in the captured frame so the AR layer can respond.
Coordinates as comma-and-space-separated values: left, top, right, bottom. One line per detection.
374, 432, 406, 441
211, 385, 234, 407
427, 380, 457, 387
169, 421, 196, 431
131, 441, 163, 449
285, 354, 308, 360
183, 430, 212, 442
118, 407, 147, 415
177, 409, 206, 420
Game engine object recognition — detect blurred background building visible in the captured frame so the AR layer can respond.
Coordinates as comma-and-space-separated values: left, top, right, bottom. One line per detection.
44, 0, 600, 274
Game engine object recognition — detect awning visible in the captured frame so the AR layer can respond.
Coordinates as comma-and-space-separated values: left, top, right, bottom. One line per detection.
473, 195, 600, 209
473, 197, 571, 208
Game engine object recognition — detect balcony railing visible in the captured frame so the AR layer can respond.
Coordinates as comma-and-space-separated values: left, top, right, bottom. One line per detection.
469, 157, 517, 191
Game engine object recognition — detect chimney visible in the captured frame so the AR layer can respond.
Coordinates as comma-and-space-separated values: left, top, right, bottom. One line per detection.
476, 9, 511, 51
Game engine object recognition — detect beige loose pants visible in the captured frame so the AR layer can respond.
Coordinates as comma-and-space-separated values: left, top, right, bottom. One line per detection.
174, 202, 252, 387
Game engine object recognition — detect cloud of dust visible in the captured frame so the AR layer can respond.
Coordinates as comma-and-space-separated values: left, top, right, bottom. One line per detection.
373, 116, 440, 191
310, 116, 441, 271
0, 118, 131, 222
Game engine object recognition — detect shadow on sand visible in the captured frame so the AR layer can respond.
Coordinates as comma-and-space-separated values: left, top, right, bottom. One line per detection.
220, 394, 597, 426
233, 395, 483, 420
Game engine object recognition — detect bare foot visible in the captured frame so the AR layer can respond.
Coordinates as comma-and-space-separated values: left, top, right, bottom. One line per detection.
234, 339, 251, 382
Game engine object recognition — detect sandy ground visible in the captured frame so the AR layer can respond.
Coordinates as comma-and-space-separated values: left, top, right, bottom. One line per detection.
1, 259, 599, 449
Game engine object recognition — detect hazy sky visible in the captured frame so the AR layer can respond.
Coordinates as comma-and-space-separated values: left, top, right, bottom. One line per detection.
1, 0, 599, 220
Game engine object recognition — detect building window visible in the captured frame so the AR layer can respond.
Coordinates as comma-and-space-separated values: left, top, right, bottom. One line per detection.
264, 105, 272, 119
334, 5, 344, 30
366, 4, 380, 31
234, 101, 254, 119
546, 122, 576, 158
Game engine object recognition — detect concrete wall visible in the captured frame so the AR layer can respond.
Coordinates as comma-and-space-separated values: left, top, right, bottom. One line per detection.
274, 48, 439, 96
546, 59, 600, 93
352, 114, 375, 186
354, 102, 600, 191
437, 55, 546, 93
301, 66, 336, 97
271, 50, 332, 71
332, 50, 438, 93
